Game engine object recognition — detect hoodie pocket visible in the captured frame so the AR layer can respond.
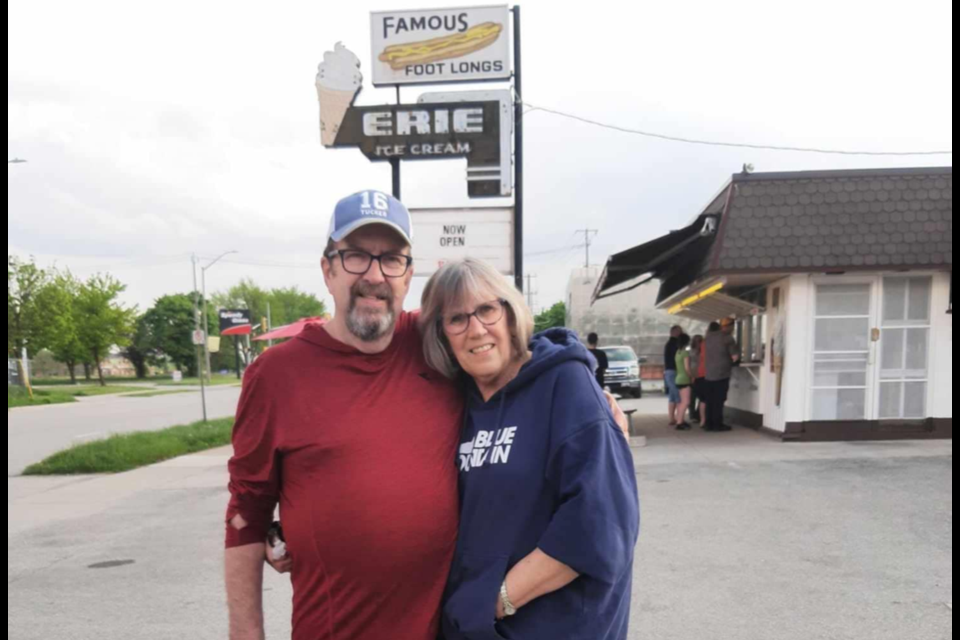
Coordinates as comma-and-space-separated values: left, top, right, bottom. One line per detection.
443, 553, 510, 640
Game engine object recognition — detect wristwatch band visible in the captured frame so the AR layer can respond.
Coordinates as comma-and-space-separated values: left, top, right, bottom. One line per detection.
499, 580, 517, 617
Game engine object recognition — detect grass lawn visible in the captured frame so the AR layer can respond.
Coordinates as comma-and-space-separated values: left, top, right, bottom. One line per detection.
124, 390, 195, 398
8, 387, 76, 408
154, 374, 241, 387
22, 418, 235, 475
69, 386, 145, 397
8, 385, 145, 408
30, 376, 168, 386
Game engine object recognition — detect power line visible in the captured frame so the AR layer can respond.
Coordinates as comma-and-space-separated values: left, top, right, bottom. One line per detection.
521, 101, 952, 157
524, 243, 586, 258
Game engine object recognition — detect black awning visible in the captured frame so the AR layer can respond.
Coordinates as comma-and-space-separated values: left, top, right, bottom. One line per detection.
593, 215, 714, 302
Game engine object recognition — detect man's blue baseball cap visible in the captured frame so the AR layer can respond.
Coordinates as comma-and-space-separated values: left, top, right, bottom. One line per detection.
327, 190, 413, 246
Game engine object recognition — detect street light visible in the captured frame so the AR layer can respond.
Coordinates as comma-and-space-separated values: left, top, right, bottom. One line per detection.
202, 251, 238, 382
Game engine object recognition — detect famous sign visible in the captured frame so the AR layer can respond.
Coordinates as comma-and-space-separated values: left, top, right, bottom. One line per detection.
410, 207, 514, 276
370, 6, 511, 86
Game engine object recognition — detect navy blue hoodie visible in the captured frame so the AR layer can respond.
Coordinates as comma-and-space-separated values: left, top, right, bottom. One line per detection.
441, 328, 640, 640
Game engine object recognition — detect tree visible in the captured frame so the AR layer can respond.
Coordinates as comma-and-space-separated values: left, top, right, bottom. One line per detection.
34, 271, 88, 384
8, 255, 50, 357
74, 274, 136, 386
534, 302, 567, 332
138, 293, 206, 377
123, 316, 152, 379
268, 286, 327, 326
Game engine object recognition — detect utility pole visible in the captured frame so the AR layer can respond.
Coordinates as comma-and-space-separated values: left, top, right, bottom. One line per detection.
266, 302, 273, 348
191, 255, 208, 423
576, 229, 599, 268
525, 273, 537, 312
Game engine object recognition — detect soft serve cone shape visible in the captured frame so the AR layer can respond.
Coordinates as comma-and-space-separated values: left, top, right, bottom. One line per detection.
316, 43, 363, 146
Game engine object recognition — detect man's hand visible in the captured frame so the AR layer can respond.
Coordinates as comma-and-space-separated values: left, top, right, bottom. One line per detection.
265, 540, 293, 574
603, 390, 630, 440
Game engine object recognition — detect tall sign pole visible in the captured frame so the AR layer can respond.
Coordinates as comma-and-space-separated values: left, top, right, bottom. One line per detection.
392, 86, 402, 199
512, 5, 524, 292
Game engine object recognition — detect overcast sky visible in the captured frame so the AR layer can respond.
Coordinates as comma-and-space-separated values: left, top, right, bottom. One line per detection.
8, 0, 953, 318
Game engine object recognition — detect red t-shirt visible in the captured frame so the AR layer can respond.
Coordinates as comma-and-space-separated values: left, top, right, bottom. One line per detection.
225, 312, 464, 640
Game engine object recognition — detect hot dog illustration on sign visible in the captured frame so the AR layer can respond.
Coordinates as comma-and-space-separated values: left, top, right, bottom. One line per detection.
378, 22, 503, 70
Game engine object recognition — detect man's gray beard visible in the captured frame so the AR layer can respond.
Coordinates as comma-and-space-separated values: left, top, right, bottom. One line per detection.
346, 305, 396, 342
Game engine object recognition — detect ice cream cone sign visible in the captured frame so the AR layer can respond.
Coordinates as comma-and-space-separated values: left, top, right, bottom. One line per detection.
316, 43, 363, 147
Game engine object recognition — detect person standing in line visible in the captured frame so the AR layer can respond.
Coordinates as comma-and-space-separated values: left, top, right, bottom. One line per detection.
704, 318, 740, 432
688, 334, 707, 424
586, 332, 610, 390
674, 333, 693, 430
663, 325, 684, 426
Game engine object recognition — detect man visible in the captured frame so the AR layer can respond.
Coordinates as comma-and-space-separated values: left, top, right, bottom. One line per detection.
224, 191, 629, 640
663, 325, 683, 426
703, 318, 740, 432
586, 332, 609, 390
225, 191, 465, 640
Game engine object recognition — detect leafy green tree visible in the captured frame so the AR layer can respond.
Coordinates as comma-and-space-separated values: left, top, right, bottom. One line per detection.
34, 271, 89, 384
8, 255, 49, 357
74, 274, 137, 386
534, 302, 567, 332
138, 294, 207, 377
123, 316, 152, 379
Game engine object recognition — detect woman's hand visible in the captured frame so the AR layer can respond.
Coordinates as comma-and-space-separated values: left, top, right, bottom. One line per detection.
603, 390, 631, 440
496, 549, 579, 619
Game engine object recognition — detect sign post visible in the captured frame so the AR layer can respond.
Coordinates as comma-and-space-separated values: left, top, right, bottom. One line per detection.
512, 5, 524, 291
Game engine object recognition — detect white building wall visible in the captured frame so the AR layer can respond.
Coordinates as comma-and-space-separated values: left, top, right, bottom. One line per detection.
930, 272, 953, 419
723, 275, 811, 433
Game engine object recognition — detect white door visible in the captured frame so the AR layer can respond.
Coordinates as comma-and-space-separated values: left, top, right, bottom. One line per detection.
811, 283, 875, 421
810, 277, 934, 422
876, 277, 933, 419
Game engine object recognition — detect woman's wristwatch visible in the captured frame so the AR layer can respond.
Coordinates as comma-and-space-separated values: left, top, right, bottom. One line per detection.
499, 580, 517, 617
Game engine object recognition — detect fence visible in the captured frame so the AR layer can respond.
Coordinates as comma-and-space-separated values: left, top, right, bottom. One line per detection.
8, 359, 23, 387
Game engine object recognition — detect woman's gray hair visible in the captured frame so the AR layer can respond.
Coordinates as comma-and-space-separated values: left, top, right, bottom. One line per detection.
419, 258, 535, 379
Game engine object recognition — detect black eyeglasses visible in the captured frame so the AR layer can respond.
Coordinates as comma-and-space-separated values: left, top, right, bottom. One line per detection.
327, 249, 413, 278
442, 299, 507, 336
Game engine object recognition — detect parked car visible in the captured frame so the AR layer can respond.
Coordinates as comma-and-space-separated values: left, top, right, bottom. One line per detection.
599, 346, 643, 398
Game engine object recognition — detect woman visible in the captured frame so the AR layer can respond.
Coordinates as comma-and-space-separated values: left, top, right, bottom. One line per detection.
673, 333, 693, 430
689, 334, 708, 425
420, 258, 639, 640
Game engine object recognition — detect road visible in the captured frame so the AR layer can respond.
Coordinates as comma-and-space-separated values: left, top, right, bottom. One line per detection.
7, 386, 242, 476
